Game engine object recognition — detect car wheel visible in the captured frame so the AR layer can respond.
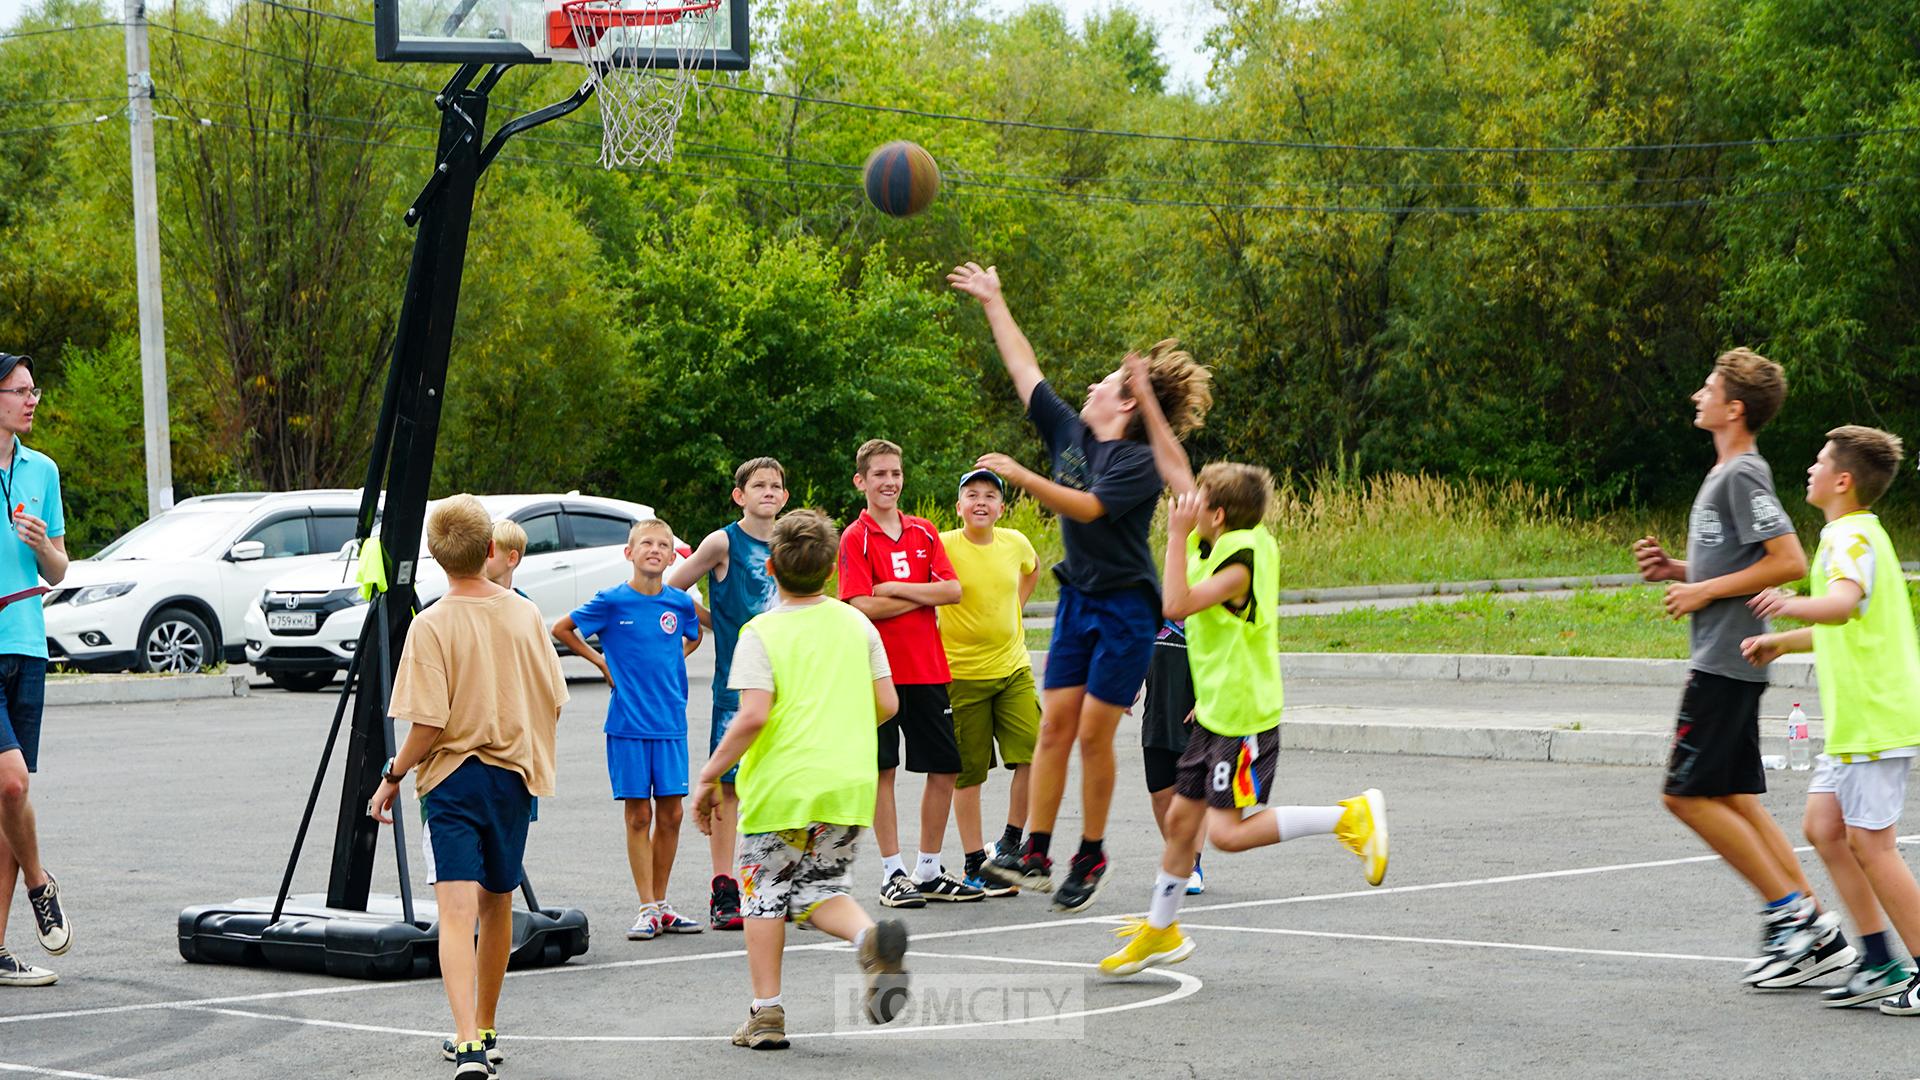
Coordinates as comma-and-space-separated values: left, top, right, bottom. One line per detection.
140, 607, 213, 674
267, 669, 337, 693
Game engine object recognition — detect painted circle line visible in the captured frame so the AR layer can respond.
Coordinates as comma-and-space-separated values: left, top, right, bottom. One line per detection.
171, 949, 1203, 1043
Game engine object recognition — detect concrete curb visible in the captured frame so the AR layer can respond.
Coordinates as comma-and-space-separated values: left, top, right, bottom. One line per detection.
1282, 721, 1818, 768
1020, 572, 1646, 617
1026, 649, 1816, 690
48, 673, 250, 707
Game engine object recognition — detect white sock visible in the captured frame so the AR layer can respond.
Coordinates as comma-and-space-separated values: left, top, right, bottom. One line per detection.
1275, 805, 1344, 842
1147, 871, 1186, 930
751, 996, 782, 1011
881, 853, 905, 882
913, 851, 942, 882
853, 926, 871, 949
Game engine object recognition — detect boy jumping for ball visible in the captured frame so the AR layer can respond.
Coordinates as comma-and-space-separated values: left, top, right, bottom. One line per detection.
668, 457, 790, 930
1099, 358, 1387, 977
950, 261, 1211, 912
552, 520, 704, 940
1633, 348, 1841, 985
371, 495, 569, 1079
1742, 426, 1920, 1009
693, 509, 910, 1049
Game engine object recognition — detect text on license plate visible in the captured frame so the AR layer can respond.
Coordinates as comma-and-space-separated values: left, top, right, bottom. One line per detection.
267, 612, 318, 631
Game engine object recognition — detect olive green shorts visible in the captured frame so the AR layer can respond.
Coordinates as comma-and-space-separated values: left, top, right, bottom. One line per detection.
949, 667, 1040, 788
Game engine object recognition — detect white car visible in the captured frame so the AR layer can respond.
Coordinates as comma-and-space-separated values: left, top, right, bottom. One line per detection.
45, 490, 370, 674
243, 493, 693, 691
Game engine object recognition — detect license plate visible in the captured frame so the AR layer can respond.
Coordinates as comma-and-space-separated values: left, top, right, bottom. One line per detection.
267, 611, 318, 631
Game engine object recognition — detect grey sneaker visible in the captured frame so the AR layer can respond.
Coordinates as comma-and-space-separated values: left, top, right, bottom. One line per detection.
731, 1004, 790, 1050
442, 1029, 501, 1064
858, 919, 911, 1024
0, 948, 56, 987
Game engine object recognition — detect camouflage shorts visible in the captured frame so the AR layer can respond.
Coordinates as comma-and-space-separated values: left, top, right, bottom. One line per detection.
738, 823, 863, 921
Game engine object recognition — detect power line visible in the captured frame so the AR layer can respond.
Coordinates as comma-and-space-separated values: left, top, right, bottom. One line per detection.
149, 20, 438, 95
241, 0, 376, 27
0, 20, 125, 40
0, 115, 122, 138
0, 96, 128, 110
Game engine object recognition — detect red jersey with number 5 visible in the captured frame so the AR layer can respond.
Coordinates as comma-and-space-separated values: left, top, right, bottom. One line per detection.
838, 510, 955, 685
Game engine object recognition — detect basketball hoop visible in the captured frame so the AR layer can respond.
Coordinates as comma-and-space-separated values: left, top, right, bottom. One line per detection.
552, 0, 723, 168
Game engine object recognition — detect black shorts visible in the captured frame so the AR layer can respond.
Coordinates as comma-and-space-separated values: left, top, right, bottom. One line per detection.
1663, 670, 1767, 797
1174, 726, 1280, 810
1144, 746, 1182, 794
879, 684, 962, 775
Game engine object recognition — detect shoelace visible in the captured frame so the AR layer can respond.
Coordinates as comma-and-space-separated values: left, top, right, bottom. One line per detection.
1108, 916, 1150, 941
29, 882, 57, 927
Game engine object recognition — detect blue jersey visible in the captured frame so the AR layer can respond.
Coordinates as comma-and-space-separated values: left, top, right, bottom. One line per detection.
709, 521, 777, 715
569, 582, 699, 738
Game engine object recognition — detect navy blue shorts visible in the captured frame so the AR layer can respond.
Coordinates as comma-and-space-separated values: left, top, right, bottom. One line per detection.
709, 706, 740, 785
608, 735, 689, 800
421, 758, 532, 894
1044, 584, 1157, 707
0, 656, 47, 773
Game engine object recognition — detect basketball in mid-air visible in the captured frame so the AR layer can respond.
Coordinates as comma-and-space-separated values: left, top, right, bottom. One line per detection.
863, 141, 941, 217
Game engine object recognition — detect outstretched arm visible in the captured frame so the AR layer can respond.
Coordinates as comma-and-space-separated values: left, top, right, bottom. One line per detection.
666, 528, 728, 628
974, 452, 1105, 524
949, 262, 1043, 408
1124, 352, 1195, 495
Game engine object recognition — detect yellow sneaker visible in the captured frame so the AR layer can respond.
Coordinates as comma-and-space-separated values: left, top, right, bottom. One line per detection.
1098, 917, 1194, 978
1336, 788, 1390, 886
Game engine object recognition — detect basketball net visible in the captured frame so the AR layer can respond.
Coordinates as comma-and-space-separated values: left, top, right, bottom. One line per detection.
560, 0, 722, 168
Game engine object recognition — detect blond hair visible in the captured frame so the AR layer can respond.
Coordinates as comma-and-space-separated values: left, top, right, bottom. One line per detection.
1826, 425, 1905, 506
1197, 462, 1273, 532
1714, 348, 1787, 433
1125, 339, 1213, 441
855, 438, 903, 476
628, 518, 672, 547
769, 509, 838, 594
491, 519, 528, 557
427, 494, 492, 576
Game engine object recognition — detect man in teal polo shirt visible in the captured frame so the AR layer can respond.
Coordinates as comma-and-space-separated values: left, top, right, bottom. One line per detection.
0, 353, 72, 987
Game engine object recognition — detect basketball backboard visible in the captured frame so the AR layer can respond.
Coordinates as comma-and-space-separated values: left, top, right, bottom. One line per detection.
374, 0, 749, 69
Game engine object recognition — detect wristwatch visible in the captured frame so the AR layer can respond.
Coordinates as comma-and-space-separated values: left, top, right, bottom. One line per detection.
381, 756, 406, 785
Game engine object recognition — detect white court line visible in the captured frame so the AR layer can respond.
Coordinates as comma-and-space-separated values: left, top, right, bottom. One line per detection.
0, 841, 1840, 1029
1176, 923, 1748, 964
0, 1062, 143, 1080
168, 951, 1202, 1043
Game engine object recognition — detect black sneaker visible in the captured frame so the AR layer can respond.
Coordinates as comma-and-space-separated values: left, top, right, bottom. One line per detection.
27, 873, 70, 956
1877, 970, 1920, 1015
1052, 852, 1108, 913
1820, 961, 1914, 1008
980, 847, 1053, 893
450, 1040, 492, 1077
0, 947, 56, 987
912, 869, 985, 902
1741, 897, 1821, 984
879, 871, 926, 909
442, 1029, 501, 1064
711, 874, 744, 931
1754, 930, 1856, 989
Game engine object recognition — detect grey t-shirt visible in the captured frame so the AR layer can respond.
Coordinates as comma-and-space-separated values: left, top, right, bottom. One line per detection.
1687, 452, 1795, 682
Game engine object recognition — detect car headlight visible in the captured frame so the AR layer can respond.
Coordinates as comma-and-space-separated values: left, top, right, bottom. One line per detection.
327, 586, 367, 604
70, 582, 136, 607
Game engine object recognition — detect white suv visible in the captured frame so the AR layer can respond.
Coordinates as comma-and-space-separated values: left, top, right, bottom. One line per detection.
242, 493, 691, 691
45, 490, 369, 674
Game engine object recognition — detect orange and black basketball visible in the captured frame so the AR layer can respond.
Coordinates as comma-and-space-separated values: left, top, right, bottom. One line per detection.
863, 141, 940, 217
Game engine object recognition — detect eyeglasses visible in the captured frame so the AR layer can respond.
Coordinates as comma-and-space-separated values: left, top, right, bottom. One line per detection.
0, 388, 43, 402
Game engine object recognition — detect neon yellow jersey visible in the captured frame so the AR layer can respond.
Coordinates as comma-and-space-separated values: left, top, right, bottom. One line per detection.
938, 527, 1037, 680
1185, 526, 1283, 737
1811, 511, 1920, 757
735, 599, 881, 833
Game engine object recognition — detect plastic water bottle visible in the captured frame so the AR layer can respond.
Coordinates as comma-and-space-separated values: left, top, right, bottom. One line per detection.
1787, 704, 1813, 771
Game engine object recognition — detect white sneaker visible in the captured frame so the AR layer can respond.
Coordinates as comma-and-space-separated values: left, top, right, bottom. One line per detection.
0, 947, 56, 987
627, 905, 662, 941
1185, 863, 1205, 895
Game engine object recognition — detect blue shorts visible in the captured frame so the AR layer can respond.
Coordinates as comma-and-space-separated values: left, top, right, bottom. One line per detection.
608, 735, 689, 800
0, 656, 47, 773
1044, 584, 1157, 707
710, 706, 740, 785
420, 758, 532, 894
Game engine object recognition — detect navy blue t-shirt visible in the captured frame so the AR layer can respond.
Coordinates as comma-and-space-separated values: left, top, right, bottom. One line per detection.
569, 582, 699, 738
1027, 379, 1163, 596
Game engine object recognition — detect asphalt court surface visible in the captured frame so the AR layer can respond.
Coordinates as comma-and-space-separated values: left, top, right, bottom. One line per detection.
4, 667, 1918, 1079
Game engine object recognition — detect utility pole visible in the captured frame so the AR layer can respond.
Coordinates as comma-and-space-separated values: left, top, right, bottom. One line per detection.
123, 0, 174, 518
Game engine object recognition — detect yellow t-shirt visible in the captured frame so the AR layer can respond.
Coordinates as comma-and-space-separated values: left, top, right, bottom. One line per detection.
388, 591, 570, 798
938, 527, 1037, 680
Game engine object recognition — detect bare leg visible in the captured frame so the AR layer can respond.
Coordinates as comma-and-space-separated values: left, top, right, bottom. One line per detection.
1730, 794, 1816, 900
1805, 793, 1884, 935
623, 799, 656, 904
653, 796, 684, 902
0, 829, 14, 949
1849, 826, 1920, 958
1157, 798, 1207, 877
744, 917, 785, 1000
0, 751, 44, 888
804, 894, 875, 943
1074, 698, 1128, 842
918, 773, 956, 861
434, 880, 481, 1043
1007, 763, 1030, 832
474, 888, 514, 1031
873, 769, 899, 861
1024, 688, 1084, 835
707, 783, 738, 878
1663, 794, 1795, 900
955, 783, 985, 856
1207, 806, 1287, 853
1149, 787, 1174, 839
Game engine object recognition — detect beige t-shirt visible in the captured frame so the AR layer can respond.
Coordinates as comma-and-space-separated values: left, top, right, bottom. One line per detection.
388, 590, 569, 798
